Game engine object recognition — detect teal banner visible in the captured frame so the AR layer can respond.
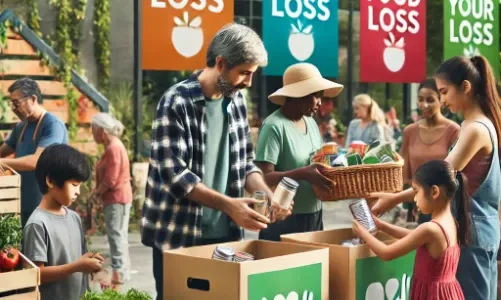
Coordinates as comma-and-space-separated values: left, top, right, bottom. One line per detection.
263, 1, 339, 77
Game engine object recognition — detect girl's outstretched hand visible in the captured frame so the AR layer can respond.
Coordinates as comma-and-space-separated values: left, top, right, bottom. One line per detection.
352, 219, 366, 238
372, 214, 383, 229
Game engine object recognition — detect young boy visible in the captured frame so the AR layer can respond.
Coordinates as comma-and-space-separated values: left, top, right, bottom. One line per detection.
23, 144, 104, 300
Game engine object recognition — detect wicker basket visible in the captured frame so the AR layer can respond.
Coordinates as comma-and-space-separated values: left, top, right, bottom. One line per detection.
312, 154, 404, 201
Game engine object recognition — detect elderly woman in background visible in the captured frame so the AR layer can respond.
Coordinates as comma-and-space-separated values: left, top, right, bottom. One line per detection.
345, 94, 393, 148
90, 113, 132, 288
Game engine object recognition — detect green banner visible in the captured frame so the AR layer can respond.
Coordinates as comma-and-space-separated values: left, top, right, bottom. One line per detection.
356, 251, 415, 300
444, 0, 499, 77
248, 263, 322, 300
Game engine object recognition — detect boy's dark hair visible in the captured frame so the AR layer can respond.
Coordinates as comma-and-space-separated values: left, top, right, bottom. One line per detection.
8, 77, 43, 104
35, 144, 91, 194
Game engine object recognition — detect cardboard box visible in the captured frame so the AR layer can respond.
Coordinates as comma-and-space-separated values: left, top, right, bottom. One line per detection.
163, 240, 329, 300
282, 229, 415, 300
0, 165, 20, 214
1, 289, 39, 300
0, 253, 40, 295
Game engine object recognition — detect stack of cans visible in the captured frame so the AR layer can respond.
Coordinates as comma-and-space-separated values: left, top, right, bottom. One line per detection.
349, 199, 378, 234
233, 251, 254, 263
211, 246, 235, 261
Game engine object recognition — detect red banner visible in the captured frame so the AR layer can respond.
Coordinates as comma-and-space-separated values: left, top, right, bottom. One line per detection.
360, 0, 427, 83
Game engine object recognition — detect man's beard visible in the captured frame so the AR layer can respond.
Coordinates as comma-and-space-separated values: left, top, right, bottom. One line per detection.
217, 73, 245, 98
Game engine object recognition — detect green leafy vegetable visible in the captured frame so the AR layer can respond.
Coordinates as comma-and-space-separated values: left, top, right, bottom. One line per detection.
81, 288, 152, 300
0, 214, 22, 250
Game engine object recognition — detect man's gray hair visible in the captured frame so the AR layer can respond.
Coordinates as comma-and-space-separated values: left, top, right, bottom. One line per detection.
206, 23, 268, 69
8, 77, 43, 104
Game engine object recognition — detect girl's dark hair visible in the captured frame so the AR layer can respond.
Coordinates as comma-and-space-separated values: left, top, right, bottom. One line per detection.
435, 56, 501, 154
418, 78, 439, 95
413, 160, 470, 245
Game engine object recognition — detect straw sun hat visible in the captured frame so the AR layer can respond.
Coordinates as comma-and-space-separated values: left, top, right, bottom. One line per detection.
269, 63, 344, 106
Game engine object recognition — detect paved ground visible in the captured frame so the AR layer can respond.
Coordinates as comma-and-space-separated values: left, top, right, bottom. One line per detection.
87, 201, 357, 298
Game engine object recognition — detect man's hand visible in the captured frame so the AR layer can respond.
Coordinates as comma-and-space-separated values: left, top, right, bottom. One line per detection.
225, 198, 270, 231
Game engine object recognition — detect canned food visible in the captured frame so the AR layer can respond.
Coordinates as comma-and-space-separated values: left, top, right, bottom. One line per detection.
349, 199, 377, 233
323, 154, 338, 166
322, 142, 339, 155
349, 141, 368, 157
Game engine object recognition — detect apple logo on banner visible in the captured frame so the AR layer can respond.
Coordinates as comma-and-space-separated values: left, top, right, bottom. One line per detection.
364, 273, 412, 300
172, 11, 204, 58
383, 32, 405, 72
464, 44, 481, 57
288, 20, 314, 61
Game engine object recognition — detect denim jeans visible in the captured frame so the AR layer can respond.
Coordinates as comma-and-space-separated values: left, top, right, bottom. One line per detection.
104, 203, 131, 281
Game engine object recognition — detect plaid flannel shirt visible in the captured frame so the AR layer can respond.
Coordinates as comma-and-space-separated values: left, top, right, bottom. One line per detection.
141, 71, 262, 250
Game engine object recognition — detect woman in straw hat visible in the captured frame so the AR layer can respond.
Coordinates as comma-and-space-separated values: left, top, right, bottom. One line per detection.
255, 63, 343, 241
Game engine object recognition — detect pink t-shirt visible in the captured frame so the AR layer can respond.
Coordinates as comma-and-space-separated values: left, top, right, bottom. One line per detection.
95, 139, 132, 205
400, 121, 460, 182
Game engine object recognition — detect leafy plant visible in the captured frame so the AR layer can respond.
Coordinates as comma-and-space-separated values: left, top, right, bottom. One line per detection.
26, 0, 42, 37
0, 214, 22, 250
94, 0, 111, 90
81, 288, 152, 300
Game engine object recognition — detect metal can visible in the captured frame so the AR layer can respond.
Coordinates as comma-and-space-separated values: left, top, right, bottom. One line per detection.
349, 141, 368, 157
349, 199, 377, 233
323, 154, 338, 167
322, 142, 339, 155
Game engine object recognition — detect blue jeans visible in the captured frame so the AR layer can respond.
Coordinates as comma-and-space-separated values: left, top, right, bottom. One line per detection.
457, 246, 498, 299
104, 203, 131, 281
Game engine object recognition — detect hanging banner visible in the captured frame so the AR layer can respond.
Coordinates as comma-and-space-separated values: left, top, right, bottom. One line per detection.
263, 0, 339, 77
360, 0, 427, 83
444, 0, 499, 77
142, 0, 234, 71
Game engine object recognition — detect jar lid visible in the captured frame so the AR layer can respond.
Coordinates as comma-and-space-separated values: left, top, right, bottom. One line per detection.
281, 177, 299, 190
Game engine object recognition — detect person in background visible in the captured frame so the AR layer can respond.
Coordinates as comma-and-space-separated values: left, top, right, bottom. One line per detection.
344, 94, 393, 148
353, 160, 466, 300
255, 63, 342, 241
23, 144, 104, 300
141, 23, 292, 300
371, 55, 501, 300
90, 113, 132, 290
400, 78, 460, 224
0, 78, 68, 226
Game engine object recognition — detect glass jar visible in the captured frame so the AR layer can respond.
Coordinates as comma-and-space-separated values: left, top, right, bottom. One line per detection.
253, 191, 270, 217
271, 177, 299, 209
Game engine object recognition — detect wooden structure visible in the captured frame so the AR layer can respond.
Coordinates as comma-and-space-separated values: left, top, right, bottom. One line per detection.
0, 9, 109, 156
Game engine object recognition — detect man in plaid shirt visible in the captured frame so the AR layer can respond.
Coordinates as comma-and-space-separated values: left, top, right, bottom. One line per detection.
141, 24, 292, 299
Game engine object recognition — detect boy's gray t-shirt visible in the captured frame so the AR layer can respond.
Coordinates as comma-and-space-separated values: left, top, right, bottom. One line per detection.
23, 207, 88, 300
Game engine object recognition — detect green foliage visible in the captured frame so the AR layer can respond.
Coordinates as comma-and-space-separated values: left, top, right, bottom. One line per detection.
94, 0, 111, 90
26, 0, 41, 37
0, 214, 22, 250
81, 288, 152, 300
105, 83, 153, 161
426, 0, 444, 75
71, 0, 87, 57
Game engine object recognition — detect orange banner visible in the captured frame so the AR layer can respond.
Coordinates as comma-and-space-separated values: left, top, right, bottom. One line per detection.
142, 0, 234, 71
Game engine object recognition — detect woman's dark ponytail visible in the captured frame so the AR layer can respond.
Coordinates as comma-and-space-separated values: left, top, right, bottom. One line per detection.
436, 56, 501, 156
455, 170, 471, 245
